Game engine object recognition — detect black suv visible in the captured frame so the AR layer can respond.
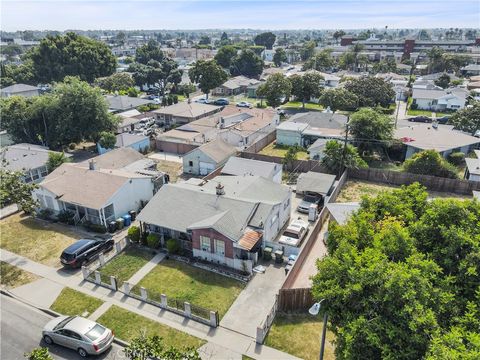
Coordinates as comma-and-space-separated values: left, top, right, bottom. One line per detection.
60, 238, 114, 268
408, 116, 432, 123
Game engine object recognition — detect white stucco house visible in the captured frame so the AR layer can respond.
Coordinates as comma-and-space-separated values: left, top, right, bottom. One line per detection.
221, 156, 283, 183
465, 150, 480, 182
182, 139, 237, 176
411, 88, 468, 112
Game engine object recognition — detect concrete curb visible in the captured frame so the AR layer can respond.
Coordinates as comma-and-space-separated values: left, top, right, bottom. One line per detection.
0, 288, 129, 348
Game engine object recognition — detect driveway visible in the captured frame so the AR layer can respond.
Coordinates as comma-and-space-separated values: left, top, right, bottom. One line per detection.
220, 261, 286, 338
148, 152, 184, 163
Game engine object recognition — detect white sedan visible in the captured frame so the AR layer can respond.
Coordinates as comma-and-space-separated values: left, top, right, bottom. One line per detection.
278, 219, 309, 247
236, 101, 252, 108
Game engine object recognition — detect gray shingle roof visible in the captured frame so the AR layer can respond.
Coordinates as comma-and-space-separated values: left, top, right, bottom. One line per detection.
78, 148, 145, 170
221, 157, 279, 179
296, 171, 336, 195
326, 202, 360, 225
0, 84, 39, 94
105, 95, 153, 111
287, 112, 348, 130
191, 139, 237, 163
1, 144, 64, 172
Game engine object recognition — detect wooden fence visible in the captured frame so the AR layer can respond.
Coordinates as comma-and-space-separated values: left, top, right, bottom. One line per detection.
243, 130, 276, 153
277, 288, 314, 313
349, 168, 480, 195
240, 152, 329, 174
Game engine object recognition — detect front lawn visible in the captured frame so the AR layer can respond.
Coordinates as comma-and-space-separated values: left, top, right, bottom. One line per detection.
0, 261, 39, 288
133, 259, 244, 318
407, 109, 450, 117
259, 143, 309, 160
99, 247, 154, 284
0, 214, 80, 267
265, 314, 335, 360
281, 101, 323, 111
97, 305, 205, 349
50, 288, 103, 317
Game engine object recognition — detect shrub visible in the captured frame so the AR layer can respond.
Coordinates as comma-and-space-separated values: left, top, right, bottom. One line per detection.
37, 209, 53, 220
68, 143, 76, 150
25, 347, 53, 360
447, 151, 465, 166
410, 103, 418, 110
128, 226, 140, 243
147, 233, 160, 248
172, 95, 178, 104
166, 238, 180, 254
161, 97, 168, 106
256, 102, 267, 109
404, 150, 458, 179
83, 221, 107, 233
167, 96, 173, 106
141, 231, 149, 245
57, 210, 75, 224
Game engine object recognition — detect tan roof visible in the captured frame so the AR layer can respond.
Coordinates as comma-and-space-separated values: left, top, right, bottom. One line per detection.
396, 125, 480, 152
78, 148, 145, 170
220, 76, 260, 90
40, 163, 147, 209
194, 138, 237, 163
153, 102, 219, 118
238, 230, 262, 251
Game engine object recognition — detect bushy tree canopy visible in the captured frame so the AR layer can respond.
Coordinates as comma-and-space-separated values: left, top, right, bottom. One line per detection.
214, 45, 238, 68
344, 77, 395, 107
348, 108, 394, 153
256, 73, 291, 108
289, 71, 324, 108
253, 32, 276, 49
230, 49, 264, 78
302, 49, 335, 72
135, 39, 165, 64
94, 72, 135, 92
189, 59, 228, 98
313, 183, 480, 360
403, 150, 459, 179
0, 162, 38, 213
319, 88, 359, 111
321, 140, 367, 175
46, 152, 71, 173
448, 101, 480, 135
273, 48, 287, 67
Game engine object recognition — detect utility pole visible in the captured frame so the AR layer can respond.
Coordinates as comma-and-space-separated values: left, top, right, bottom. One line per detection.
339, 115, 349, 178
395, 90, 401, 129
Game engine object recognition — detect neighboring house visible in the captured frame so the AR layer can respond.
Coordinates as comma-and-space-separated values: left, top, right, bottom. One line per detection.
221, 156, 282, 183
307, 138, 328, 160
97, 133, 150, 155
411, 88, 468, 111
33, 163, 155, 226
465, 150, 480, 182
396, 124, 480, 159
326, 202, 360, 225
318, 72, 340, 88
261, 49, 275, 62
1, 143, 68, 183
0, 84, 39, 98
137, 175, 291, 273
212, 76, 261, 96
296, 171, 336, 198
461, 64, 480, 76
153, 102, 221, 127
156, 106, 279, 154
183, 139, 237, 175
276, 111, 348, 147
105, 95, 154, 113
115, 109, 155, 134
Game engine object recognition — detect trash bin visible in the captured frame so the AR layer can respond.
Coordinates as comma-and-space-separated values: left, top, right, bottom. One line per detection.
129, 210, 137, 221
108, 221, 117, 233
116, 217, 125, 230
274, 249, 284, 264
263, 246, 273, 261
122, 214, 131, 227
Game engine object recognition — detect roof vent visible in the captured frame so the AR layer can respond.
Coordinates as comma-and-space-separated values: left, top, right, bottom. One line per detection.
216, 183, 225, 196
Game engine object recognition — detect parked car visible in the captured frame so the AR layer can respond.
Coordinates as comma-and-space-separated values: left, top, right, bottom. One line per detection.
408, 115, 431, 123
146, 87, 160, 95
213, 98, 230, 106
279, 219, 309, 247
236, 101, 252, 108
297, 193, 323, 214
60, 238, 114, 268
436, 115, 450, 124
43, 316, 114, 357
195, 98, 210, 104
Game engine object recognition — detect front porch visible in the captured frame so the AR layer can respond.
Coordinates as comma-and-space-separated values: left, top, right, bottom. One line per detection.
60, 201, 116, 226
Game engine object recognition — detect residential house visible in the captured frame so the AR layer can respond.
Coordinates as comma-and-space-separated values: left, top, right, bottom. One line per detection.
326, 202, 360, 225
212, 76, 261, 96
115, 109, 155, 134
221, 156, 282, 183
182, 138, 237, 175
276, 111, 348, 147
1, 143, 69, 183
411, 88, 468, 111
396, 124, 480, 159
261, 49, 275, 62
465, 150, 480, 182
33, 148, 167, 226
318, 72, 340, 88
105, 95, 154, 113
296, 171, 336, 198
153, 102, 221, 127
307, 138, 328, 160
0, 84, 39, 98
461, 64, 480, 76
137, 175, 292, 273
97, 133, 150, 155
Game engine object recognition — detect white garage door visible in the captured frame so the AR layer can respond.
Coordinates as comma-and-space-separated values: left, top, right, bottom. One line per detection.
199, 161, 215, 175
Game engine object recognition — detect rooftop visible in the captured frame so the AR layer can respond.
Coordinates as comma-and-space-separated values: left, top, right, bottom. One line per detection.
221, 157, 280, 179
1, 143, 64, 172
0, 83, 39, 94
187, 138, 237, 163
153, 102, 219, 118
326, 202, 360, 225
220, 76, 261, 90
105, 95, 154, 111
465, 150, 480, 176
296, 171, 336, 195
78, 147, 145, 170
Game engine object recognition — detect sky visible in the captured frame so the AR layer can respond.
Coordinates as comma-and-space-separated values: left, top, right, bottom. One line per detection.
1, 0, 479, 31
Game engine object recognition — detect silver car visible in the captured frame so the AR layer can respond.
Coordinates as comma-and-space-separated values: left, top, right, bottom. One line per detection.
42, 316, 114, 357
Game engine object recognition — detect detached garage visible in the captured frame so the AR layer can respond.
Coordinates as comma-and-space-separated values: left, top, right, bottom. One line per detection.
182, 138, 237, 176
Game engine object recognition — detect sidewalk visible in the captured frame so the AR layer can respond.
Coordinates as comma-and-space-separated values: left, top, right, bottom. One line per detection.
126, 252, 165, 286
0, 249, 299, 360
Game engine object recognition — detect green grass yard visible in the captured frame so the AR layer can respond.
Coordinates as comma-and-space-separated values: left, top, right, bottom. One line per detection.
97, 305, 205, 349
0, 261, 39, 288
132, 259, 244, 318
99, 247, 154, 284
50, 288, 103, 317
407, 108, 450, 117
259, 143, 309, 160
280, 101, 323, 111
265, 314, 335, 360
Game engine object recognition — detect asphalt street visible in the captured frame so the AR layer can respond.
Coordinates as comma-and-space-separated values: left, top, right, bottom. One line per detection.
0, 294, 124, 360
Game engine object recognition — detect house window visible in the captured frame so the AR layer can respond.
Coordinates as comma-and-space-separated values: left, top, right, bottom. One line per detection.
200, 236, 211, 252
37, 194, 46, 208
45, 196, 54, 209
31, 170, 39, 181
189, 161, 193, 167
40, 166, 48, 177
214, 239, 225, 256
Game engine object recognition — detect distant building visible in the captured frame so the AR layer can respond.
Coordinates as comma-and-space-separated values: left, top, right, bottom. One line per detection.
212, 76, 261, 96
182, 138, 237, 176
0, 84, 39, 98
411, 88, 468, 111
221, 156, 282, 183
465, 150, 480, 182
105, 95, 155, 113
153, 102, 221, 127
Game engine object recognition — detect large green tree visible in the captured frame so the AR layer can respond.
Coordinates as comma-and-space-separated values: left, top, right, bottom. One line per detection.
448, 101, 480, 135
302, 49, 335, 71
254, 32, 276, 49
348, 108, 394, 153
27, 32, 116, 83
344, 77, 395, 107
403, 150, 458, 179
46, 152, 71, 172
189, 59, 228, 98
319, 88, 359, 111
289, 71, 324, 108
0, 77, 117, 149
312, 183, 480, 360
94, 72, 135, 92
273, 48, 287, 67
214, 45, 238, 68
321, 140, 367, 175
0, 163, 38, 213
135, 39, 165, 64
230, 49, 264, 78
256, 73, 291, 108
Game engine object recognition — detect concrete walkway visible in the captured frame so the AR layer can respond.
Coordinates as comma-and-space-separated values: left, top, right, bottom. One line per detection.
0, 204, 19, 219
220, 262, 286, 338
126, 252, 165, 286
0, 249, 299, 360
10, 278, 64, 308
88, 302, 113, 321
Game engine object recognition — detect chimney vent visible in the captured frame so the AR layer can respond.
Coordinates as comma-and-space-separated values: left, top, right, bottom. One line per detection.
89, 160, 97, 170
216, 183, 225, 196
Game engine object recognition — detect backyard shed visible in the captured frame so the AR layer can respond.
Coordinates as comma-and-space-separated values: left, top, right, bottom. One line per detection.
296, 171, 336, 196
